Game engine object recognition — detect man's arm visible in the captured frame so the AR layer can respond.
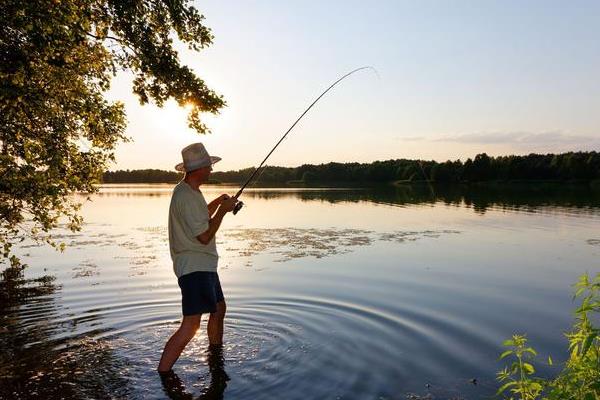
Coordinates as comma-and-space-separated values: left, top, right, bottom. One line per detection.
207, 194, 229, 217
197, 197, 237, 245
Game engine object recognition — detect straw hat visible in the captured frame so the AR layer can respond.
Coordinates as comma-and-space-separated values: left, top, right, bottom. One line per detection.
175, 143, 221, 172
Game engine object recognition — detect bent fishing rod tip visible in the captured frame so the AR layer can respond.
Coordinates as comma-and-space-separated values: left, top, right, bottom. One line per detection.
231, 65, 378, 216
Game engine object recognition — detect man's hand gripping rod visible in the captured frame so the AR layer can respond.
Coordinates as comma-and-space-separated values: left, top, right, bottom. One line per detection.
232, 66, 377, 215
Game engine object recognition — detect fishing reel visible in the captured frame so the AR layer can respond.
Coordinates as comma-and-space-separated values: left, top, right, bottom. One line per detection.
233, 201, 244, 215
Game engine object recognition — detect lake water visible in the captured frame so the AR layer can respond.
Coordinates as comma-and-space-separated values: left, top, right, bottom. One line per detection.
2, 184, 600, 399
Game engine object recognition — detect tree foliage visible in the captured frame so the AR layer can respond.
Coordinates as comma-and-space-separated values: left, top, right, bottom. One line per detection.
1, 0, 224, 269
103, 168, 182, 183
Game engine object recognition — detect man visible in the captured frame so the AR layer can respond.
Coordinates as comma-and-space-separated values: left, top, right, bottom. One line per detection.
158, 142, 238, 373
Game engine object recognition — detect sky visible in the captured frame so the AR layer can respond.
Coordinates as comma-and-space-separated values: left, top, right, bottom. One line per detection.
106, 0, 600, 172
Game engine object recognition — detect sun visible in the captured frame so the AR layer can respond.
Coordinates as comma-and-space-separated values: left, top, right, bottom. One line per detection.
182, 101, 195, 111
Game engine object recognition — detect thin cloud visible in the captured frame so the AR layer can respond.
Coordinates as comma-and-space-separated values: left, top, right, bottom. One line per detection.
394, 131, 600, 155
396, 136, 426, 141
433, 131, 599, 146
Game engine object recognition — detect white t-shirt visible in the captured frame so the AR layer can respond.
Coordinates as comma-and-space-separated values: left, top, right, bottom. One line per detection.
168, 181, 218, 277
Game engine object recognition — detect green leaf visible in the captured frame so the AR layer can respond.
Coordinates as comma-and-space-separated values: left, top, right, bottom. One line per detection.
570, 345, 580, 360
496, 380, 517, 395
530, 381, 543, 391
525, 347, 538, 356
574, 287, 586, 299
499, 350, 513, 360
581, 332, 597, 356
523, 362, 535, 374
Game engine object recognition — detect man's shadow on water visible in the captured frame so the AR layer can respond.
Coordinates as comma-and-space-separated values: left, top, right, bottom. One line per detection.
159, 346, 229, 400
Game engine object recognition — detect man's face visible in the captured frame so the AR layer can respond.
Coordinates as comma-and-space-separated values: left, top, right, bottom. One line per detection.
195, 165, 212, 183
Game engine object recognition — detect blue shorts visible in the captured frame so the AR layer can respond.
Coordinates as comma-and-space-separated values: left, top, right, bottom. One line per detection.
178, 271, 224, 316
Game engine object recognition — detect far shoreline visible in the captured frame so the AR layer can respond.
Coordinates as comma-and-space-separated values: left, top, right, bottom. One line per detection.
97, 180, 600, 191
103, 151, 600, 188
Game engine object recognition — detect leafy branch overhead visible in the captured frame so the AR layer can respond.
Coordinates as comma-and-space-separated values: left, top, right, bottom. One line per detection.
0, 0, 225, 269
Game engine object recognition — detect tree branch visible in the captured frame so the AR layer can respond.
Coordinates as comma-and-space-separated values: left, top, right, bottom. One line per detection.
85, 32, 136, 54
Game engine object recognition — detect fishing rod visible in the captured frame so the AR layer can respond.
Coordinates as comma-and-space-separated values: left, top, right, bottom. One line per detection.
231, 66, 378, 215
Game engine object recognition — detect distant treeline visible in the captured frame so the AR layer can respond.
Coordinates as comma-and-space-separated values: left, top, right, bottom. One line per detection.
103, 151, 600, 184
103, 169, 182, 183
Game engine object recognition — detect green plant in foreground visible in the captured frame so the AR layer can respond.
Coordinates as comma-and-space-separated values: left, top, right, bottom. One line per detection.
497, 272, 600, 400
497, 334, 545, 399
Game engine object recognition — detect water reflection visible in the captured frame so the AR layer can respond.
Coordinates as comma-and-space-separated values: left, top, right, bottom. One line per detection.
3, 184, 598, 399
159, 346, 229, 400
287, 183, 600, 215
93, 183, 600, 217
0, 267, 130, 399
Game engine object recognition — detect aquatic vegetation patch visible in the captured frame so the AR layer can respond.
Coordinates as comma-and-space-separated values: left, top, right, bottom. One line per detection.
222, 228, 461, 265
379, 230, 461, 243
71, 239, 113, 249
72, 260, 100, 279
223, 228, 372, 263
18, 242, 45, 249
128, 256, 159, 276
137, 226, 165, 233
136, 226, 167, 242
113, 254, 160, 276
38, 231, 129, 249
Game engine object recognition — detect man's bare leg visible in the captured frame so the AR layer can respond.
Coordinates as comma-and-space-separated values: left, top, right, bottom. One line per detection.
158, 314, 201, 372
207, 300, 226, 345
207, 301, 229, 384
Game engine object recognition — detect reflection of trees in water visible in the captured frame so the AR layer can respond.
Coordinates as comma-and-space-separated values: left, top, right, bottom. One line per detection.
92, 191, 168, 197
0, 267, 131, 399
97, 182, 592, 217
438, 183, 600, 215
241, 183, 600, 215
85, 183, 600, 216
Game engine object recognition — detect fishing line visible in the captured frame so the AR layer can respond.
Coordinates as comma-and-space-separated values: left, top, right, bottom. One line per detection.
232, 66, 379, 215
